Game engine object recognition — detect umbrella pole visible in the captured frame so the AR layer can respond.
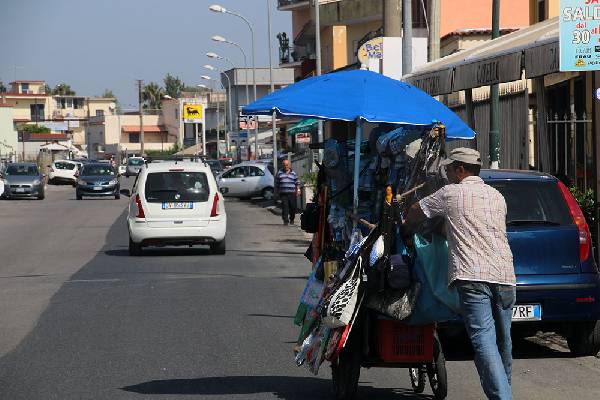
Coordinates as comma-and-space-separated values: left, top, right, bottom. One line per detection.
352, 119, 363, 226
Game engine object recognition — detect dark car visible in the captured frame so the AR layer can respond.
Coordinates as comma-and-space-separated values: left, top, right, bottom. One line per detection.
442, 170, 600, 356
205, 159, 224, 176
76, 163, 120, 200
2, 163, 45, 200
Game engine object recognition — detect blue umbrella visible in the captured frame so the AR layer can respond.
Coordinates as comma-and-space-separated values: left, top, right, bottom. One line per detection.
242, 69, 475, 140
242, 69, 476, 217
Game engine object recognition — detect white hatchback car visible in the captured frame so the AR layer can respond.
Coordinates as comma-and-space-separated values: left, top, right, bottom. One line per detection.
123, 159, 226, 256
48, 159, 81, 185
216, 161, 275, 200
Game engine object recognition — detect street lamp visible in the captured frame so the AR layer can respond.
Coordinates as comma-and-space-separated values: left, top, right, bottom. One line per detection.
209, 4, 258, 159
204, 64, 233, 154
211, 35, 250, 106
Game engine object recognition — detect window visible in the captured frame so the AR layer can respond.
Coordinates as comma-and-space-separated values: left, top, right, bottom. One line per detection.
96, 109, 104, 116
30, 104, 45, 122
223, 167, 246, 178
487, 181, 572, 225
129, 133, 140, 143
53, 162, 76, 170
81, 165, 115, 176
21, 83, 29, 94
412, 0, 428, 29
144, 172, 210, 203
246, 166, 265, 177
74, 99, 82, 109
66, 98, 73, 108
537, 0, 546, 22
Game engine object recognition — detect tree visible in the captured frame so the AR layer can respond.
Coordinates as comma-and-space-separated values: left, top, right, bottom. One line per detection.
53, 83, 76, 95
43, 84, 51, 94
0, 81, 7, 93
101, 89, 115, 98
164, 73, 184, 99
142, 82, 164, 110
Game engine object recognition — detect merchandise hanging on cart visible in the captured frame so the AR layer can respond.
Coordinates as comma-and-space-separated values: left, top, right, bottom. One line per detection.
242, 69, 476, 400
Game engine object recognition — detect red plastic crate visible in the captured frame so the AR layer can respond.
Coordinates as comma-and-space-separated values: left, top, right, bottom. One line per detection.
377, 320, 434, 363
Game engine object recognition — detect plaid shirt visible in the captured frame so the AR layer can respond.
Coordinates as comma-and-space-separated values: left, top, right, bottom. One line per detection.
419, 176, 515, 286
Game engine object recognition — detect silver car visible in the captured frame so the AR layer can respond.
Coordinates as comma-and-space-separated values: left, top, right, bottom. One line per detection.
125, 157, 145, 177
216, 161, 275, 200
1, 163, 45, 200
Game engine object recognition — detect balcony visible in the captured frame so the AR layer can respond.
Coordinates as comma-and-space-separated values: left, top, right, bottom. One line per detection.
277, 0, 309, 11
279, 44, 314, 67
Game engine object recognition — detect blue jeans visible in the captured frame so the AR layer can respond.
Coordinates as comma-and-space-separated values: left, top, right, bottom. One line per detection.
455, 281, 516, 400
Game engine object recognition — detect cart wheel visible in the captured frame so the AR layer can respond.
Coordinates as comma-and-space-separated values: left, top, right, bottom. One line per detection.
331, 340, 361, 400
427, 336, 448, 400
409, 366, 426, 393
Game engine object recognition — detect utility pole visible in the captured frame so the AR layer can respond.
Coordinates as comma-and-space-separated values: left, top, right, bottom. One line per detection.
489, 0, 500, 169
267, 0, 278, 175
402, 0, 413, 75
428, 0, 441, 61
315, 0, 323, 163
384, 0, 402, 37
137, 79, 145, 156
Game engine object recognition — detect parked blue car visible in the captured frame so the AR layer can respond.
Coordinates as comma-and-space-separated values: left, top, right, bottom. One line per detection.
443, 170, 600, 356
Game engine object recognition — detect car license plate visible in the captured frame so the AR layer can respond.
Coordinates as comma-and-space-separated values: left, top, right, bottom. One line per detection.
162, 202, 193, 210
15, 188, 25, 193
512, 304, 541, 321
93, 186, 102, 191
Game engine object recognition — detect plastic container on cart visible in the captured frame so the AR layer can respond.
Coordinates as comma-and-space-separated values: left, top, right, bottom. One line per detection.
376, 319, 434, 363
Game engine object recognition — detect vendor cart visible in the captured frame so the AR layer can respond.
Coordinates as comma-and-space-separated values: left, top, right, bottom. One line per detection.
331, 308, 447, 400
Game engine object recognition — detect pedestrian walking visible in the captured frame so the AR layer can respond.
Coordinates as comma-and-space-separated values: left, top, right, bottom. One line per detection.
405, 148, 516, 400
275, 159, 300, 226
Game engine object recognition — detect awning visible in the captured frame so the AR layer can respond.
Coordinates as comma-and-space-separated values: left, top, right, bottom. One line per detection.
404, 17, 559, 94
121, 125, 168, 133
287, 118, 318, 136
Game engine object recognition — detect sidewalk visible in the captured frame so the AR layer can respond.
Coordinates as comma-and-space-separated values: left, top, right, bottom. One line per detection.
251, 197, 312, 240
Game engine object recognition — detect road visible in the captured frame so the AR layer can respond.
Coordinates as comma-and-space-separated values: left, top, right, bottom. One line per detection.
0, 184, 599, 399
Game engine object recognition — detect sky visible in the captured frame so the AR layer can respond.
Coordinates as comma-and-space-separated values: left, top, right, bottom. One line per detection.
0, 0, 292, 109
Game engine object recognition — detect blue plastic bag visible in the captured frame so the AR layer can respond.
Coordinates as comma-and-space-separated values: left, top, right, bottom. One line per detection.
407, 234, 461, 325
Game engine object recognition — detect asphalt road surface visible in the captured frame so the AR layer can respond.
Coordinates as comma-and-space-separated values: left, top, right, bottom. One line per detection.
0, 184, 599, 399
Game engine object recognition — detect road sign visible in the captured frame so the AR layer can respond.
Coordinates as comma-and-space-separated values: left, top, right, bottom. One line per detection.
183, 104, 203, 123
559, 0, 600, 71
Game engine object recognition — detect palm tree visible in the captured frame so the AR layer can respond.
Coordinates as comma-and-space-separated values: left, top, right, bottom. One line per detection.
142, 82, 164, 111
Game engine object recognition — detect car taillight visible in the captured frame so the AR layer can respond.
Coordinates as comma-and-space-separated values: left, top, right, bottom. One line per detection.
210, 193, 219, 217
557, 181, 591, 262
135, 194, 145, 219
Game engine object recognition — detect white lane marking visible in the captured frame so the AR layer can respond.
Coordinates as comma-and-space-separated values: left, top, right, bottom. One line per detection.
66, 279, 121, 283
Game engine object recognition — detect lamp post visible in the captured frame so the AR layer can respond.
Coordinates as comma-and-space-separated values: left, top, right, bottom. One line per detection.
211, 35, 249, 107
204, 64, 233, 154
207, 51, 251, 160
201, 76, 219, 158
209, 4, 258, 159
266, 0, 278, 175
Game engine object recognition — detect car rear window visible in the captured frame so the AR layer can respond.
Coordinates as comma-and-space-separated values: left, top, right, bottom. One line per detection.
54, 162, 75, 170
487, 180, 573, 226
144, 172, 210, 203
128, 158, 144, 166
6, 165, 38, 176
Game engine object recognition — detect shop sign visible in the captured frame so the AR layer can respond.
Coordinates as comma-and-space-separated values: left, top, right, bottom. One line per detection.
183, 103, 203, 123
295, 132, 311, 144
454, 52, 522, 91
357, 37, 384, 65
559, 0, 600, 71
525, 40, 560, 78
239, 116, 256, 130
405, 68, 453, 95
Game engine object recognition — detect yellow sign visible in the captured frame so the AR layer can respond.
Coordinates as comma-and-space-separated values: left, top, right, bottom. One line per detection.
183, 104, 203, 122
357, 37, 383, 65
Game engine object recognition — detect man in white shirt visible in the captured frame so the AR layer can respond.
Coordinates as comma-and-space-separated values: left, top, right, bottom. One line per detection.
405, 148, 516, 400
